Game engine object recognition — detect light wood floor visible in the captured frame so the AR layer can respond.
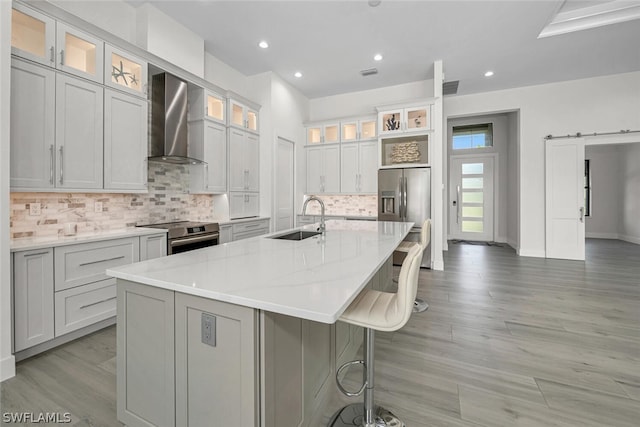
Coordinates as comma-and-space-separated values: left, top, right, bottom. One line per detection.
2, 239, 639, 426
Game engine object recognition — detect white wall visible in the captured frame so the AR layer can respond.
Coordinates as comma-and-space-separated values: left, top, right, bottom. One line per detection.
1, 0, 15, 381
585, 145, 621, 238
310, 79, 434, 121
135, 3, 204, 78
447, 113, 512, 243
49, 0, 137, 44
445, 71, 640, 257
619, 143, 640, 244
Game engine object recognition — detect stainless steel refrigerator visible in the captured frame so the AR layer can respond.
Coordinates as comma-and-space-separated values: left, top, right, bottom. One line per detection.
378, 167, 431, 268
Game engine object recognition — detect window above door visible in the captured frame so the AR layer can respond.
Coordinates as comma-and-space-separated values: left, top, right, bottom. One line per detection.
452, 123, 493, 150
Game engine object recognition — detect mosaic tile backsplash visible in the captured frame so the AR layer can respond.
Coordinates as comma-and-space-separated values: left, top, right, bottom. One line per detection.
10, 163, 215, 240
302, 194, 378, 217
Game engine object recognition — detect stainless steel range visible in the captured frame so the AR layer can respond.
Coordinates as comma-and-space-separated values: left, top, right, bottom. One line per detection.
138, 221, 220, 255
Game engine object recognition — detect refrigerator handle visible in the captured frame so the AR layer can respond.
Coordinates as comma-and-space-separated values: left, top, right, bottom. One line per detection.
403, 177, 408, 221
398, 176, 404, 219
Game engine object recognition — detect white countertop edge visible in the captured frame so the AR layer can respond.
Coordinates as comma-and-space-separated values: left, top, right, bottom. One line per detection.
108, 220, 413, 324
10, 227, 168, 252
217, 216, 271, 226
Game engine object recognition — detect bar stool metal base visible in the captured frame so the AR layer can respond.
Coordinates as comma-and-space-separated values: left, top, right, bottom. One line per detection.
413, 298, 429, 313
328, 403, 405, 427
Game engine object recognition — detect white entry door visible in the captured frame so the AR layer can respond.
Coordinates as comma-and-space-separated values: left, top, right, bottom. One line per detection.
449, 156, 495, 241
545, 138, 586, 260
275, 137, 295, 232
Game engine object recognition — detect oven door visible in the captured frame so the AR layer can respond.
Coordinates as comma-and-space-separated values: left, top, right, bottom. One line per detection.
169, 233, 219, 255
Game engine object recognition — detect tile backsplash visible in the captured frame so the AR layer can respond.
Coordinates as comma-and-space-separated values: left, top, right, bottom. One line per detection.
302, 194, 377, 217
10, 163, 215, 240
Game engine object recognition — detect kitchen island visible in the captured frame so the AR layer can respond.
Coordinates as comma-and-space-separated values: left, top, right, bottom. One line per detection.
107, 219, 412, 427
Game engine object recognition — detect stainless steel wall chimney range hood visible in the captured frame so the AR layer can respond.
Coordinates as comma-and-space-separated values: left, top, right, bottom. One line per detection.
148, 72, 203, 165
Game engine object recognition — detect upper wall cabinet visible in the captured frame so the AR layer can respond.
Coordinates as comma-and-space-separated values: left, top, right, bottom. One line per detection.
378, 105, 431, 136
189, 88, 225, 124
105, 44, 147, 97
229, 98, 259, 133
340, 117, 377, 142
11, 3, 56, 67
306, 122, 339, 144
56, 22, 104, 84
11, 4, 104, 84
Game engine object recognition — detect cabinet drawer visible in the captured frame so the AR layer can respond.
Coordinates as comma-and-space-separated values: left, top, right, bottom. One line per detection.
55, 279, 116, 336
232, 220, 269, 234
54, 237, 139, 291
233, 228, 269, 242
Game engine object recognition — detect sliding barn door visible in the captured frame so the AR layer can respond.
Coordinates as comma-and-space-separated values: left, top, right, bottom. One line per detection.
545, 138, 585, 260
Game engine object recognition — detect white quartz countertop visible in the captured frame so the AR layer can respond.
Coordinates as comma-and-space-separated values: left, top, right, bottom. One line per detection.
107, 220, 412, 323
217, 217, 270, 226
10, 227, 168, 252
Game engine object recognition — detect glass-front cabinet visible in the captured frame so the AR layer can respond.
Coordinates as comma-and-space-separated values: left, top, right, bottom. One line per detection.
229, 98, 259, 133
206, 93, 225, 122
341, 117, 377, 142
379, 105, 430, 135
11, 3, 55, 67
105, 44, 147, 97
306, 123, 339, 144
56, 22, 104, 83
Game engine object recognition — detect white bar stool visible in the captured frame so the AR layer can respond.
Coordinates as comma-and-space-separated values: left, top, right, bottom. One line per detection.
393, 219, 431, 313
329, 244, 423, 427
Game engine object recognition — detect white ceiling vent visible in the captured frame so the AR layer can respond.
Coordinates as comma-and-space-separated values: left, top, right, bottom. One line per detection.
360, 68, 378, 77
443, 80, 459, 96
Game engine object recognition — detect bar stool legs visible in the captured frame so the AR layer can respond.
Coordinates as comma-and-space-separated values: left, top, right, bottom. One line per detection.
329, 329, 405, 427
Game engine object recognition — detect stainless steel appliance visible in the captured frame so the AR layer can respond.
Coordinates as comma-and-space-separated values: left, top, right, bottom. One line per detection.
138, 221, 219, 255
148, 72, 203, 164
378, 167, 431, 268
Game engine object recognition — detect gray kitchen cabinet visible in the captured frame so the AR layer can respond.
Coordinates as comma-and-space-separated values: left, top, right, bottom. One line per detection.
9, 58, 56, 189
306, 144, 340, 194
54, 279, 116, 336
104, 88, 148, 191
55, 21, 104, 84
10, 3, 56, 68
219, 225, 232, 244
229, 127, 259, 192
341, 141, 377, 193
139, 233, 167, 260
104, 44, 147, 98
12, 248, 54, 352
54, 237, 139, 292
55, 73, 104, 189
117, 281, 175, 427
229, 193, 260, 220
303, 320, 333, 418
175, 293, 258, 427
231, 219, 269, 241
188, 120, 227, 193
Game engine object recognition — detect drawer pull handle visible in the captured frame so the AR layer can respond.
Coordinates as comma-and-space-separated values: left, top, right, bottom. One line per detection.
80, 296, 117, 310
24, 251, 50, 257
79, 255, 125, 267
243, 223, 261, 228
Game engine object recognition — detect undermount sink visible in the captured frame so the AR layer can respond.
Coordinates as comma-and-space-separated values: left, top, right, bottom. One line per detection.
270, 230, 322, 241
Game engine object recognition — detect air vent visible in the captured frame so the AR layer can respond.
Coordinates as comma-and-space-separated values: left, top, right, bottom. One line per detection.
443, 80, 459, 96
360, 68, 378, 76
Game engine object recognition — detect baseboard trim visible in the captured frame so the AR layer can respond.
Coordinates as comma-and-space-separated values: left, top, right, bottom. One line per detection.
619, 234, 640, 245
1, 354, 16, 382
586, 232, 619, 239
14, 317, 115, 362
507, 239, 518, 252
517, 248, 546, 258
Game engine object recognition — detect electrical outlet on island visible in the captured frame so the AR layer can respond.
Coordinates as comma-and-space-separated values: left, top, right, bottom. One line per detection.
94, 201, 103, 213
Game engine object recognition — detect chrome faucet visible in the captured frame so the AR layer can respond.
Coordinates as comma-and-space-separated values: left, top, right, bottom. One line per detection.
302, 196, 326, 234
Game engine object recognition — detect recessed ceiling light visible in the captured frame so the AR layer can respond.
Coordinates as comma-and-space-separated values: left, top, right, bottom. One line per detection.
294, 72, 302, 78
258, 40, 269, 49
374, 54, 383, 61
484, 71, 494, 77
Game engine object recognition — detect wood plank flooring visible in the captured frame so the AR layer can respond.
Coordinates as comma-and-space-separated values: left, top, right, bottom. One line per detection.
2, 239, 639, 426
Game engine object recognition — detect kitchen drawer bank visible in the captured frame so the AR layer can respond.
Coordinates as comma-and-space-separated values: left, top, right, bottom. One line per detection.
11, 228, 167, 360
218, 217, 270, 243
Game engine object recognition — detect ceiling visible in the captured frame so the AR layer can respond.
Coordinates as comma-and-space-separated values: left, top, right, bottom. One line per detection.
128, 1, 640, 99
